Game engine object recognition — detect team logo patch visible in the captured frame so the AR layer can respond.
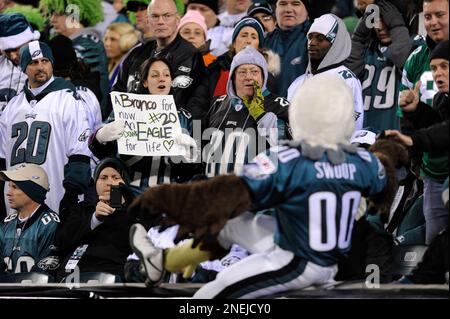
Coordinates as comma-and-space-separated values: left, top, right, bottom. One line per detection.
31, 49, 42, 58
172, 75, 193, 88
178, 66, 191, 73
78, 128, 90, 142
38, 256, 60, 270
291, 57, 302, 65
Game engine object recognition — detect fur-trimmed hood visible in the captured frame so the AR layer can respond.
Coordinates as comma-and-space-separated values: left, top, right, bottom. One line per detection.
226, 46, 269, 100
289, 74, 354, 149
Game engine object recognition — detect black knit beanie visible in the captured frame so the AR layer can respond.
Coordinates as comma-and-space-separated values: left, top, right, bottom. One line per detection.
187, 0, 219, 14
430, 40, 449, 61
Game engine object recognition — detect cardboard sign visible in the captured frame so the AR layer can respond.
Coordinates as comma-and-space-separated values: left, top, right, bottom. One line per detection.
111, 92, 183, 156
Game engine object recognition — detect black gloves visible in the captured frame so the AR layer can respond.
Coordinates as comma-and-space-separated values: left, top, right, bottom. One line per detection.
378, 0, 406, 29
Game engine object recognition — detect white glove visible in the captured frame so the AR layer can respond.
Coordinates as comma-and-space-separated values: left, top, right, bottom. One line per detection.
175, 133, 198, 163
96, 120, 125, 143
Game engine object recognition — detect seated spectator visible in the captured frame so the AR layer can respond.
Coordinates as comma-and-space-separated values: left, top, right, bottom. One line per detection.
0, 164, 59, 276
178, 10, 217, 67
55, 158, 137, 282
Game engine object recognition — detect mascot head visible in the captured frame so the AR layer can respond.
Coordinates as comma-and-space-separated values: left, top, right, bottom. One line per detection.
289, 74, 355, 149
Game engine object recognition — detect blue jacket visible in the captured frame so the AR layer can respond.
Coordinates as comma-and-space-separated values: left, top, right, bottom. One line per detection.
264, 21, 311, 98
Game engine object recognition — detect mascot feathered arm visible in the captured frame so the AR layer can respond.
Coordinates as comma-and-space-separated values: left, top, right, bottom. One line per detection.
128, 175, 252, 245
368, 138, 409, 223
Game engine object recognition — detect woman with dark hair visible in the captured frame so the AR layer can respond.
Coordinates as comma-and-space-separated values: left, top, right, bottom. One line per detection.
55, 157, 137, 282
89, 57, 200, 195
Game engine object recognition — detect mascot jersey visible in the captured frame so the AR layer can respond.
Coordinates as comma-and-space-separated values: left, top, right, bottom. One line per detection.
0, 205, 59, 273
0, 77, 92, 212
240, 143, 387, 266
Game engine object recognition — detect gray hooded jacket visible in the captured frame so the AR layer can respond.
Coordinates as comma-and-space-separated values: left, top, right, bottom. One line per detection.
287, 14, 364, 130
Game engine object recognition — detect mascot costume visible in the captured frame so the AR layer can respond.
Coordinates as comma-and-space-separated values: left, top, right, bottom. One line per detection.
128, 74, 405, 298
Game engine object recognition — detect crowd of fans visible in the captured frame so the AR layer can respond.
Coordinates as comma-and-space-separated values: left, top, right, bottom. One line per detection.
0, 0, 448, 295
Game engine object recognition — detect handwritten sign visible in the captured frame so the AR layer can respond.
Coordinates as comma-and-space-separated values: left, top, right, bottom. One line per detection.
111, 92, 184, 156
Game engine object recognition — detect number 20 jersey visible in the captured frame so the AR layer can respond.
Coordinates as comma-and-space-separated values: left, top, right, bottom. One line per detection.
240, 144, 387, 267
0, 78, 91, 212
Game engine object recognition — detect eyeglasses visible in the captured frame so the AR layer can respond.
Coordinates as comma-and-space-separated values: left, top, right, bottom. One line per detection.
148, 12, 178, 22
260, 15, 273, 22
236, 69, 261, 78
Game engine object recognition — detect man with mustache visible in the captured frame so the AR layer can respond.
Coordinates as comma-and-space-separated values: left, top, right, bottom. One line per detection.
0, 41, 92, 218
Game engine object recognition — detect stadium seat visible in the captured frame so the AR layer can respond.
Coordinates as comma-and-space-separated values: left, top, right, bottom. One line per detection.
78, 272, 118, 284
390, 245, 428, 277
0, 272, 49, 284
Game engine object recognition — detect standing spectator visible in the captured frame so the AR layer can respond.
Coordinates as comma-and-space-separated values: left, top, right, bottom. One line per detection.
387, 40, 449, 244
0, 41, 92, 214
178, 10, 217, 67
346, 0, 418, 131
399, 0, 448, 112
55, 157, 137, 282
113, 0, 209, 119
90, 57, 199, 192
0, 13, 40, 115
264, 0, 311, 97
187, 0, 220, 29
103, 23, 141, 89
397, 0, 448, 245
247, 0, 277, 33
126, 0, 154, 41
287, 14, 364, 130
112, 0, 131, 23
204, 46, 290, 177
3, 3, 46, 33
0, 164, 59, 275
208, 0, 252, 56
208, 16, 266, 98
40, 0, 110, 120
48, 35, 102, 134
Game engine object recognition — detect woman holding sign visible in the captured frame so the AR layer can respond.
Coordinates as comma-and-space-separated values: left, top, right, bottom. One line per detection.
89, 57, 200, 193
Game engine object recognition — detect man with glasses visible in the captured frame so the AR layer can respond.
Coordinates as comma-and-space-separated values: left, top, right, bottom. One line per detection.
111, 0, 209, 119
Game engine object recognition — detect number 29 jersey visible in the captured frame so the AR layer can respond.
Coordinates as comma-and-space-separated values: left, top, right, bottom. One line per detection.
240, 143, 387, 267
0, 78, 91, 212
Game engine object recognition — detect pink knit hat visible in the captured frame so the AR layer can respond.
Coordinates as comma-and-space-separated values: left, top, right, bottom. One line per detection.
178, 10, 208, 36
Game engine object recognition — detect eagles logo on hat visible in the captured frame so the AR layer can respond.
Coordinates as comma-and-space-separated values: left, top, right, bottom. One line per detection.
19, 40, 54, 72
248, 1, 274, 16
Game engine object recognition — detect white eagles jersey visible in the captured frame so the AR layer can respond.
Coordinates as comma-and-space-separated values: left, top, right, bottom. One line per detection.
0, 55, 27, 116
0, 83, 91, 212
76, 86, 102, 132
287, 65, 364, 131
